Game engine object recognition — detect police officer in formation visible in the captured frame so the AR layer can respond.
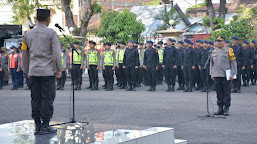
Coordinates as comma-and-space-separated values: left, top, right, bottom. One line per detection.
0, 48, 5, 90
157, 41, 164, 85
176, 41, 184, 90
123, 40, 139, 91
182, 39, 194, 92
231, 36, 243, 93
102, 42, 116, 91
56, 44, 69, 90
242, 41, 252, 87
137, 43, 145, 87
86, 41, 100, 90
162, 38, 177, 92
117, 41, 127, 89
250, 40, 257, 85
194, 39, 203, 90
143, 41, 159, 91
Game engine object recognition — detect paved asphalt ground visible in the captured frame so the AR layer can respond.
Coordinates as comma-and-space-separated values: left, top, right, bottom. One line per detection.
1, 76, 257, 144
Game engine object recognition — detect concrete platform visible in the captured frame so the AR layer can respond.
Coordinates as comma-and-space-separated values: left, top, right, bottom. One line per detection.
0, 120, 187, 144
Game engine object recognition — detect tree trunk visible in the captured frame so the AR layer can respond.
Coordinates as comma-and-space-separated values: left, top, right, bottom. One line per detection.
61, 0, 78, 35
219, 0, 226, 19
80, 0, 94, 43
206, 0, 215, 27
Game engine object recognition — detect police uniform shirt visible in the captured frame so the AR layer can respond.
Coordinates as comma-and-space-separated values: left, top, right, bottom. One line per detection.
22, 24, 62, 76
0, 53, 5, 69
182, 47, 194, 66
199, 48, 210, 67
231, 45, 243, 66
123, 47, 139, 67
242, 48, 253, 67
210, 47, 237, 77
86, 49, 100, 67
163, 46, 177, 66
143, 48, 159, 67
101, 49, 116, 67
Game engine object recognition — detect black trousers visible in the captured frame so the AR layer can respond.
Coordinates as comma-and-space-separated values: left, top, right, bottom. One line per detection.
73, 64, 82, 85
57, 71, 67, 88
126, 66, 136, 87
214, 77, 231, 107
200, 67, 211, 88
147, 66, 157, 86
137, 67, 144, 84
242, 66, 251, 82
232, 66, 242, 90
193, 66, 202, 87
0, 70, 3, 88
118, 63, 127, 86
177, 66, 184, 86
30, 76, 56, 119
143, 68, 148, 84
88, 65, 99, 85
115, 66, 120, 84
104, 66, 114, 84
157, 64, 163, 83
165, 65, 175, 86
183, 65, 193, 87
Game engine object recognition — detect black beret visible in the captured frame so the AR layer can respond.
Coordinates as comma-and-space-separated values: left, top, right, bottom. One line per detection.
74, 41, 81, 45
120, 41, 126, 45
105, 42, 111, 46
89, 41, 96, 45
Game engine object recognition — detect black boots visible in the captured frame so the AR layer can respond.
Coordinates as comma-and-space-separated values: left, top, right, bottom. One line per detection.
188, 85, 192, 92
148, 86, 153, 91
214, 106, 224, 115
183, 85, 188, 92
106, 82, 113, 91
77, 84, 81, 90
166, 85, 171, 92
34, 118, 41, 135
40, 119, 57, 135
223, 106, 229, 116
166, 85, 174, 92
201, 85, 206, 92
126, 86, 132, 91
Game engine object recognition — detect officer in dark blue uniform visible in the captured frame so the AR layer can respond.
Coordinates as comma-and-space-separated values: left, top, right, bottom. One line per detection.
231, 36, 243, 93
225, 40, 230, 47
143, 41, 159, 91
242, 40, 252, 87
177, 41, 184, 90
250, 40, 256, 85
123, 40, 139, 91
162, 38, 177, 92
182, 39, 194, 92
199, 40, 211, 92
194, 39, 203, 90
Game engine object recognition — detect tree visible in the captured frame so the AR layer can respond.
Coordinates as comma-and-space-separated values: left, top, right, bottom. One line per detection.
152, 7, 180, 36
61, 0, 101, 42
219, 0, 226, 19
205, 0, 215, 27
94, 9, 145, 44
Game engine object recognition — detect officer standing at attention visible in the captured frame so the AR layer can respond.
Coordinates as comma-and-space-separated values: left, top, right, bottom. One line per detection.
250, 40, 256, 85
86, 41, 100, 90
241, 41, 252, 87
102, 42, 116, 91
56, 44, 69, 90
117, 41, 127, 89
22, 9, 62, 134
199, 40, 211, 92
114, 42, 121, 86
0, 48, 5, 90
157, 41, 164, 85
182, 39, 194, 92
210, 36, 237, 116
72, 41, 85, 90
144, 41, 159, 91
162, 38, 177, 92
137, 43, 145, 87
194, 39, 203, 90
231, 36, 243, 93
177, 41, 184, 90
8, 46, 21, 90
123, 40, 139, 91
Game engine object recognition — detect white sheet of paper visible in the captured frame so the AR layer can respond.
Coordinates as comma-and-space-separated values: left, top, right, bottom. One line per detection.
226, 69, 237, 81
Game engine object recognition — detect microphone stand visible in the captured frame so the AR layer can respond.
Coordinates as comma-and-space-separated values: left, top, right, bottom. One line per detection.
197, 48, 226, 120
51, 28, 89, 128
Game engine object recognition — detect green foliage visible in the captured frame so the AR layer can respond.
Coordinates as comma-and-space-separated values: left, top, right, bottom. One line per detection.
91, 0, 102, 14
186, 3, 206, 12
7, 0, 36, 24
210, 5, 257, 42
212, 17, 225, 30
94, 9, 145, 44
142, 0, 161, 6
59, 36, 82, 48
202, 16, 210, 27
152, 7, 179, 36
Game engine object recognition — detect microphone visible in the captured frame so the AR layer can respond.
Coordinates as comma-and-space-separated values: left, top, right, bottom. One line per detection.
55, 24, 65, 31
